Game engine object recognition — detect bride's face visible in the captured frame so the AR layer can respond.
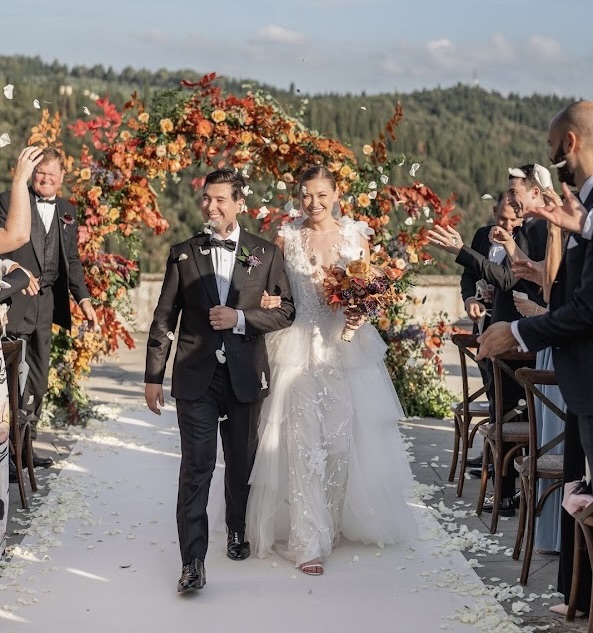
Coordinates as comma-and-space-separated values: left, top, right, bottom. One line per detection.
300, 178, 339, 224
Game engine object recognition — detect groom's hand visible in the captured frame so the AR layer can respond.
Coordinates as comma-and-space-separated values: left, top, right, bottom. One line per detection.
145, 383, 164, 415
209, 305, 238, 330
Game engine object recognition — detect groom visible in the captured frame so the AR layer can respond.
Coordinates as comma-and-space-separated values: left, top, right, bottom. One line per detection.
144, 168, 294, 593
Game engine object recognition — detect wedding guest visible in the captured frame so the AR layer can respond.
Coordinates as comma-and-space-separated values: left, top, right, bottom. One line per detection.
0, 147, 98, 475
460, 192, 523, 472
477, 100, 593, 616
0, 146, 43, 557
429, 168, 548, 516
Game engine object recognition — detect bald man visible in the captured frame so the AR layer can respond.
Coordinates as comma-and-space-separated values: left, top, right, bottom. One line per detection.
477, 100, 593, 616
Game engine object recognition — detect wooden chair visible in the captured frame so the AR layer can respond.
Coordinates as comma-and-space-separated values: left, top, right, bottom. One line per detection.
447, 333, 490, 497
476, 351, 535, 534
512, 367, 565, 585
3, 339, 37, 509
567, 500, 593, 631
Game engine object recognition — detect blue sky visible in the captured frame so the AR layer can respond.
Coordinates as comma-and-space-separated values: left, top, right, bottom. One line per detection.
2, 0, 592, 97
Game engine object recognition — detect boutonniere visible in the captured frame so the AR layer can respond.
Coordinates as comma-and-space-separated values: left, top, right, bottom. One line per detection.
236, 245, 261, 274
62, 213, 75, 228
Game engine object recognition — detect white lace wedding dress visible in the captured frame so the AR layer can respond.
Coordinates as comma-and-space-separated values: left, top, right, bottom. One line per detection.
246, 217, 417, 567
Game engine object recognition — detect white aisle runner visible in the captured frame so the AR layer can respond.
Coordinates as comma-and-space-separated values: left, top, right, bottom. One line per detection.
0, 408, 511, 632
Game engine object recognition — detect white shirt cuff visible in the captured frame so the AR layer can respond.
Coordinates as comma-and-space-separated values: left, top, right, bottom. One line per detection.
511, 320, 529, 352
0, 259, 17, 275
582, 210, 593, 240
233, 310, 246, 335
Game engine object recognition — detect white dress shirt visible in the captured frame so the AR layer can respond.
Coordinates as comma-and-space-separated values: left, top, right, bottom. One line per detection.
209, 224, 245, 336
579, 175, 593, 240
36, 197, 57, 233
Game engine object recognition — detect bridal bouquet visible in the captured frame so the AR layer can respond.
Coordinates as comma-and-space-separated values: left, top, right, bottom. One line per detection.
323, 259, 398, 341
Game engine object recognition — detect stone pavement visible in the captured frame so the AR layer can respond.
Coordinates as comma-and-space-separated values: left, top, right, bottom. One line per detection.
4, 330, 586, 631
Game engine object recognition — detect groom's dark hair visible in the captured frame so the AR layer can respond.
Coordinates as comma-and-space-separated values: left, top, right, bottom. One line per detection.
204, 168, 246, 201
508, 164, 538, 191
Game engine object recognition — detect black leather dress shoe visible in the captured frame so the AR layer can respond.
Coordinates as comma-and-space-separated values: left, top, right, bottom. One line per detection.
482, 497, 516, 517
466, 453, 483, 467
177, 559, 206, 593
469, 465, 493, 478
227, 531, 250, 561
31, 452, 53, 468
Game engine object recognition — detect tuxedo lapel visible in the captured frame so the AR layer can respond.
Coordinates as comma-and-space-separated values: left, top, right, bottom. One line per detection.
55, 200, 68, 263
226, 231, 253, 308
190, 234, 220, 305
29, 195, 44, 268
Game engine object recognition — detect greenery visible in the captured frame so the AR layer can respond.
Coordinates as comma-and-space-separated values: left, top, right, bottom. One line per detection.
0, 55, 578, 275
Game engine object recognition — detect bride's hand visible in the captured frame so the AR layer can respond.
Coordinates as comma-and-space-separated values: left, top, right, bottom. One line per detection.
261, 290, 281, 309
344, 307, 365, 330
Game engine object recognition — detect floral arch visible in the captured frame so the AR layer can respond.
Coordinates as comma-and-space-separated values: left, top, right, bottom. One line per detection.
29, 73, 458, 422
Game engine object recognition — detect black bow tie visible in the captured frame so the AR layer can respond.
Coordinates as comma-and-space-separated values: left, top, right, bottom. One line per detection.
209, 237, 236, 252
37, 198, 57, 205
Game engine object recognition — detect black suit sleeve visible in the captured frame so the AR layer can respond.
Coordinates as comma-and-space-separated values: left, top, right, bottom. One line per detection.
144, 248, 183, 384
518, 237, 593, 351
243, 243, 295, 337
62, 202, 89, 304
455, 221, 547, 292
460, 227, 488, 302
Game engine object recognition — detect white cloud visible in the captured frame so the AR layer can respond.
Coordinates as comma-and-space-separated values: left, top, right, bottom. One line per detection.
427, 38, 454, 55
526, 35, 563, 60
256, 24, 305, 45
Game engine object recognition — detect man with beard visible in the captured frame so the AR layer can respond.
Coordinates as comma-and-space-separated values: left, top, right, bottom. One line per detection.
477, 100, 593, 617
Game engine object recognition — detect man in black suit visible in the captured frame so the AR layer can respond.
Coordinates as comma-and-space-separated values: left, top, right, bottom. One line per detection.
0, 147, 97, 468
461, 191, 524, 334
477, 100, 593, 615
145, 169, 294, 593
459, 192, 523, 470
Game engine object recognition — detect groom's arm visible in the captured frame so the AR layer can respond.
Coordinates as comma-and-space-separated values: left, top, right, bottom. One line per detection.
145, 247, 182, 384
243, 244, 294, 337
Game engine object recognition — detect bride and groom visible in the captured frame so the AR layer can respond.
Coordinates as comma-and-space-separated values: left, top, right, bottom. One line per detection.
144, 166, 416, 593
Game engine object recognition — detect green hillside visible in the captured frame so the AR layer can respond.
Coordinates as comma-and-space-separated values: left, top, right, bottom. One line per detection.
0, 55, 577, 272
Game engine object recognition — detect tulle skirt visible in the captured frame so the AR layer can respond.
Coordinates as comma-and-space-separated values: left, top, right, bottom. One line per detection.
246, 315, 417, 566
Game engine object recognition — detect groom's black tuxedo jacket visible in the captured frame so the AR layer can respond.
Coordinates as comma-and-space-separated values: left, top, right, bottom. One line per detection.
518, 189, 593, 415
0, 189, 89, 331
145, 229, 295, 403
456, 219, 548, 323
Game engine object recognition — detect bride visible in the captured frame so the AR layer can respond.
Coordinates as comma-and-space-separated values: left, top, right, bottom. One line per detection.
246, 165, 417, 575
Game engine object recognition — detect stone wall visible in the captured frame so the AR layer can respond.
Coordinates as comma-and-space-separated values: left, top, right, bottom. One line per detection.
128, 273, 466, 331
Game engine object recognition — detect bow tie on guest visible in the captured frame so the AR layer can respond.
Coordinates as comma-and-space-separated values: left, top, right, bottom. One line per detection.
209, 237, 236, 252
36, 198, 57, 205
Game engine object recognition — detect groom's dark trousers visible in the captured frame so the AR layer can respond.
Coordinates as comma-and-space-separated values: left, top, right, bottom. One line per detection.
176, 364, 262, 563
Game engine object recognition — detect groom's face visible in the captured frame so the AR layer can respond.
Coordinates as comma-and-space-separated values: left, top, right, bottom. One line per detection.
201, 183, 244, 235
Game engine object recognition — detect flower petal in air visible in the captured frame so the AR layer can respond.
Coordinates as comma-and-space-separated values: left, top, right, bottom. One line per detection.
409, 163, 420, 177
0, 133, 10, 148
215, 349, 227, 364
3, 84, 14, 99
33, 99, 40, 109
508, 167, 527, 179
256, 206, 270, 220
